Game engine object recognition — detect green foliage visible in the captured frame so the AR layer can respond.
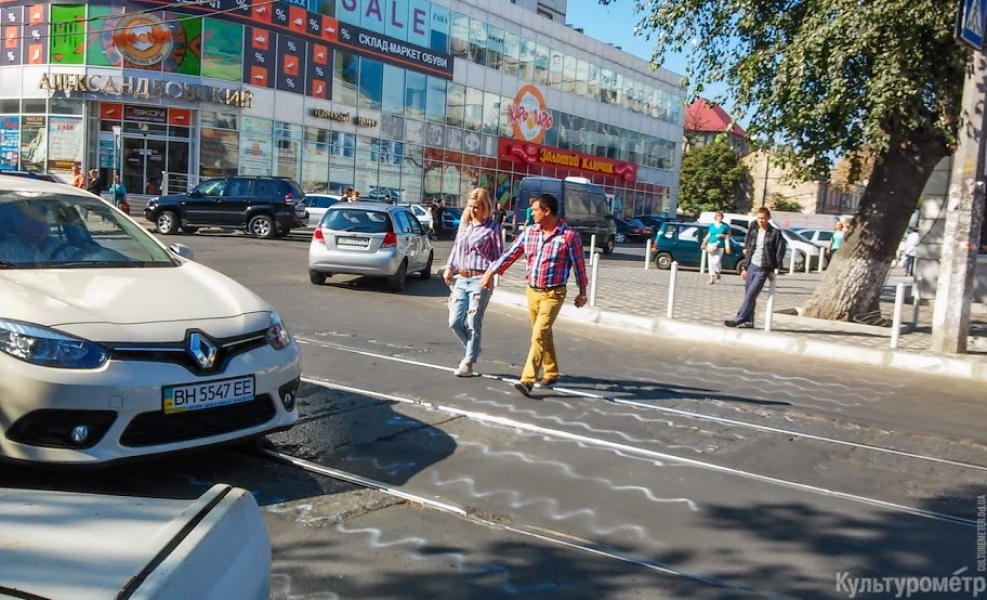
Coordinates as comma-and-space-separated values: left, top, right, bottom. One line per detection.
605, 0, 967, 179
678, 140, 749, 215
769, 195, 804, 212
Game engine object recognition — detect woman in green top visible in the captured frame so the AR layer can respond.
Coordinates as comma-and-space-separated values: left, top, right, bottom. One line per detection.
107, 173, 127, 208
829, 221, 845, 257
704, 211, 731, 284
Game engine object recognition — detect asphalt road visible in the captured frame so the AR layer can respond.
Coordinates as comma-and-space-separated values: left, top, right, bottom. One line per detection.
4, 229, 985, 599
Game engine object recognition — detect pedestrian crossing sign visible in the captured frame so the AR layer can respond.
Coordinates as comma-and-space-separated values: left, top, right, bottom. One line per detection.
958, 0, 987, 50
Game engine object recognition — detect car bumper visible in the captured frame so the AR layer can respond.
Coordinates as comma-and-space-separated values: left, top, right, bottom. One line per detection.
277, 214, 306, 229
308, 246, 403, 276
0, 341, 301, 464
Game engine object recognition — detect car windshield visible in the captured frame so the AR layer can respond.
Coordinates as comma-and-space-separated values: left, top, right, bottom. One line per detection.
0, 193, 176, 269
322, 208, 393, 233
627, 219, 646, 227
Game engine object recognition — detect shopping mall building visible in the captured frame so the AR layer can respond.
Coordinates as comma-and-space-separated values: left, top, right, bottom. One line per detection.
0, 0, 684, 216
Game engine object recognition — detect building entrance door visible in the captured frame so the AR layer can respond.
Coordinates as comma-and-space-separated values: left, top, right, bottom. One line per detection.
122, 137, 167, 195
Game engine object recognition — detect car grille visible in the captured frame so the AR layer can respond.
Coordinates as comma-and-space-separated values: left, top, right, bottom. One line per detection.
103, 330, 268, 376
119, 395, 277, 447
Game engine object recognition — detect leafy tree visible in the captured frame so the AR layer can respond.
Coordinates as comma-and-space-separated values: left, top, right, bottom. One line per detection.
607, 0, 967, 320
769, 195, 804, 213
677, 138, 749, 215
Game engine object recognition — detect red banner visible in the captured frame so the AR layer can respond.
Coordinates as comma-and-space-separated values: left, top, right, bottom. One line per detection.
498, 138, 637, 183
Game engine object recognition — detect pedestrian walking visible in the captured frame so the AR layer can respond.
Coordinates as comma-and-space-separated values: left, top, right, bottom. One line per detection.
443, 188, 503, 377
481, 193, 588, 396
430, 198, 445, 238
71, 164, 85, 189
107, 173, 127, 208
724, 207, 787, 329
703, 210, 730, 284
828, 220, 845, 259
903, 227, 920, 276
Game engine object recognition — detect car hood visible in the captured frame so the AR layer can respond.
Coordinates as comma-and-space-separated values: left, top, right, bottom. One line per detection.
0, 261, 272, 335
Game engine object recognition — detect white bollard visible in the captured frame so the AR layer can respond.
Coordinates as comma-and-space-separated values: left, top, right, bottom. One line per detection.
890, 282, 906, 349
764, 275, 777, 331
589, 252, 600, 307
819, 250, 825, 273
501, 227, 507, 245
493, 274, 499, 288
589, 234, 597, 256
789, 250, 797, 275
806, 251, 812, 274
644, 239, 652, 270
912, 284, 921, 325
667, 261, 678, 319
700, 248, 707, 274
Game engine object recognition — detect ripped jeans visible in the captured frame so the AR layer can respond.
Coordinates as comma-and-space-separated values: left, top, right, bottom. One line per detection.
448, 275, 492, 364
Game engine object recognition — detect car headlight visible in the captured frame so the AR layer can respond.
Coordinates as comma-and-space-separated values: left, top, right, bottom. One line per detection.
264, 312, 292, 350
0, 319, 108, 369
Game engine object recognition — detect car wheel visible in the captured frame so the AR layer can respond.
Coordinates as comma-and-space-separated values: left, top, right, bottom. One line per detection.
734, 259, 747, 275
389, 259, 408, 292
603, 236, 615, 255
156, 211, 180, 235
655, 252, 673, 270
615, 232, 626, 244
420, 251, 433, 279
248, 215, 276, 239
181, 226, 199, 234
309, 270, 327, 285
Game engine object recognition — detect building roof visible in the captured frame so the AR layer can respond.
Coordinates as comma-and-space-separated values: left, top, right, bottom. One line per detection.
685, 98, 746, 137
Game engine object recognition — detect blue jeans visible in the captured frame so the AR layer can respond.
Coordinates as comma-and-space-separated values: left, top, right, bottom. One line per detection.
733, 263, 771, 325
448, 275, 492, 364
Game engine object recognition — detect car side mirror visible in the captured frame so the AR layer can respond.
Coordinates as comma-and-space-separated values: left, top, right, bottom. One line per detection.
169, 243, 195, 261
188, 190, 202, 198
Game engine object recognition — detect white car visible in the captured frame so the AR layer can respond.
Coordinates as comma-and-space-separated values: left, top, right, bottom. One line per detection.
781, 228, 827, 270
308, 202, 434, 292
0, 176, 300, 464
404, 203, 433, 231
0, 483, 270, 600
303, 193, 342, 225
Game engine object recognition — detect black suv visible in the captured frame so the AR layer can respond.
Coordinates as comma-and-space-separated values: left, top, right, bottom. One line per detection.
144, 176, 306, 238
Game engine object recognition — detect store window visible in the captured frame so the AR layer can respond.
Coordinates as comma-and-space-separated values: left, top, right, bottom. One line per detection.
358, 57, 383, 109
430, 5, 450, 53
503, 32, 520, 76
482, 92, 500, 135
450, 13, 469, 60
405, 71, 427, 119
575, 59, 589, 98
0, 99, 18, 113
518, 38, 534, 81
426, 76, 447, 123
534, 43, 550, 86
464, 87, 483, 132
382, 64, 405, 114
487, 26, 504, 71
562, 55, 576, 93
446, 82, 465, 128
333, 50, 359, 106
23, 99, 46, 114
50, 98, 82, 115
469, 20, 487, 66
550, 50, 564, 88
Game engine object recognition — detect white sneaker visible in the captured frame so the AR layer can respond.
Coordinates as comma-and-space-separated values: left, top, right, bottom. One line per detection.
454, 361, 474, 377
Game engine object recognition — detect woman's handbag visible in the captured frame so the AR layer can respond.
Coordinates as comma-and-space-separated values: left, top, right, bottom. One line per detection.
724, 242, 731, 255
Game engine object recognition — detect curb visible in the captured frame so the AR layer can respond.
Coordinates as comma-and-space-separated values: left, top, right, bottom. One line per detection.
489, 290, 987, 383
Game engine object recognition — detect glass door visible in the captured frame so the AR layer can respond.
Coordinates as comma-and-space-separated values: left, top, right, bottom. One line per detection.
122, 136, 173, 195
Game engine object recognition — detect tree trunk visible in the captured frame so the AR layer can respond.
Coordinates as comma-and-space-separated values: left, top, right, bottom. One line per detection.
802, 133, 948, 321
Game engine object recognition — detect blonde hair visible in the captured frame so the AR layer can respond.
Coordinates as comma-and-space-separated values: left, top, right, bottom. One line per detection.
461, 188, 493, 229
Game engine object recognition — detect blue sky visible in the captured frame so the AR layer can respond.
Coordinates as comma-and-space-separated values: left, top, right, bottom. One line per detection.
564, 2, 735, 115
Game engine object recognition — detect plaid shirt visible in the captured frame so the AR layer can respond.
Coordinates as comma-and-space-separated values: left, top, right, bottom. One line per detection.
488, 222, 588, 290
445, 218, 503, 272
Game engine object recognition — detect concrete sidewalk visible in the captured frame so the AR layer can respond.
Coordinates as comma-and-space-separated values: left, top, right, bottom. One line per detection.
489, 260, 987, 383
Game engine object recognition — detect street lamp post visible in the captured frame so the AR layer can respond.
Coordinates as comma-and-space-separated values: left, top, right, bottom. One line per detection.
111, 125, 121, 178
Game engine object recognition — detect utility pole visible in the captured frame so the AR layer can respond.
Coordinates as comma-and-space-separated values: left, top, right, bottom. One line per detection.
932, 8, 987, 353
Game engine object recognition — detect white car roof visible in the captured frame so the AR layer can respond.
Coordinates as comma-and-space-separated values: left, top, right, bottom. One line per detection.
0, 174, 97, 199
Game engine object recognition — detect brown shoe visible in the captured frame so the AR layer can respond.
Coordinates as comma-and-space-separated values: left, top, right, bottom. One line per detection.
533, 378, 557, 389
514, 381, 533, 397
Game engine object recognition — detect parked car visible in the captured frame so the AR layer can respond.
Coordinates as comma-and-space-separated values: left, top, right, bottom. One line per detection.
651, 221, 746, 272
635, 214, 669, 231
302, 193, 342, 224
611, 217, 654, 244
0, 483, 270, 600
723, 223, 811, 272
512, 176, 616, 254
792, 227, 834, 249
404, 203, 433, 231
442, 206, 462, 230
0, 175, 300, 464
145, 176, 307, 239
308, 202, 434, 292
782, 228, 827, 269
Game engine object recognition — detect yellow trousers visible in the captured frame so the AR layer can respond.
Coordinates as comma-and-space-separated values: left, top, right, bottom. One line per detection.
522, 286, 566, 383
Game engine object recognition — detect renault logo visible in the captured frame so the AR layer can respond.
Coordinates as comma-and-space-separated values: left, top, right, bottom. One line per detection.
187, 332, 217, 369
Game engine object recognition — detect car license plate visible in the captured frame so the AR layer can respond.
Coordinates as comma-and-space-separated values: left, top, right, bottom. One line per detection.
162, 375, 255, 415
337, 236, 370, 247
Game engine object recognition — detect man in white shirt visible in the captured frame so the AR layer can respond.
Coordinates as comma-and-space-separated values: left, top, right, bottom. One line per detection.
902, 228, 920, 276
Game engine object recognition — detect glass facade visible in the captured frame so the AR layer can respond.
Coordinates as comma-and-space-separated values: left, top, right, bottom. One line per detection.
0, 0, 682, 217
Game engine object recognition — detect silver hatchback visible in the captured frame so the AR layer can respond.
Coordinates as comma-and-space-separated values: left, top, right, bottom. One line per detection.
307, 203, 434, 292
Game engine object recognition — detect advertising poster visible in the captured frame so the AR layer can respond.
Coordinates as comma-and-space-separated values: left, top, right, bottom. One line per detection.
49, 4, 84, 64
200, 128, 239, 177
47, 116, 84, 171
242, 27, 275, 88
163, 12, 201, 76
98, 135, 115, 170
238, 131, 273, 175
202, 18, 243, 81
1, 5, 23, 66
20, 115, 46, 172
85, 5, 125, 67
276, 34, 306, 94
0, 116, 20, 170
308, 42, 329, 98
23, 4, 46, 65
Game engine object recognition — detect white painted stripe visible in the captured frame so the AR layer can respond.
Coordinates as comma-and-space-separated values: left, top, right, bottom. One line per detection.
300, 375, 977, 528
259, 448, 777, 597
296, 337, 987, 473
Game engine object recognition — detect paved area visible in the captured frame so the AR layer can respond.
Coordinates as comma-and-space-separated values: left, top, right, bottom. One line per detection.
490, 256, 987, 381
